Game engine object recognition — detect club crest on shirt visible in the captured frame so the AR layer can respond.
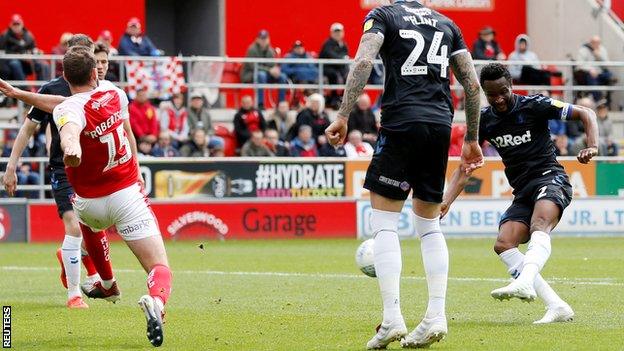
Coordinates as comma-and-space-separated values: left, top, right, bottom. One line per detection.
91, 92, 114, 111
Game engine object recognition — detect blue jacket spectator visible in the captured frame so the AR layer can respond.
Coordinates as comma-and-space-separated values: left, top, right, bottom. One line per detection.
117, 17, 160, 56
282, 41, 318, 83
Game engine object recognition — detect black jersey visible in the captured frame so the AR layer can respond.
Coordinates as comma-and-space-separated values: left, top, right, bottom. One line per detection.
27, 77, 71, 170
480, 94, 574, 193
363, 0, 468, 130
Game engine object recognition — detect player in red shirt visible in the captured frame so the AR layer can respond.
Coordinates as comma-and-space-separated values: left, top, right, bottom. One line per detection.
53, 46, 171, 347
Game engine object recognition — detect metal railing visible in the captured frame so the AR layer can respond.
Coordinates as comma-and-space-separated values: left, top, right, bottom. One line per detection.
1, 54, 624, 110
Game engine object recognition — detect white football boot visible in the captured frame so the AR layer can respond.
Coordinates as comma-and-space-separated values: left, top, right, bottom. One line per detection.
139, 295, 165, 347
401, 315, 447, 349
533, 304, 574, 324
366, 317, 407, 349
491, 279, 537, 302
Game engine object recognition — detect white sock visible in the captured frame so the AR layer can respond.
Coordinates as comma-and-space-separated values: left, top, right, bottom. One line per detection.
101, 279, 115, 289
81, 248, 101, 283
519, 231, 551, 285
499, 248, 565, 308
62, 235, 82, 299
371, 209, 402, 323
415, 214, 448, 319
86, 273, 101, 283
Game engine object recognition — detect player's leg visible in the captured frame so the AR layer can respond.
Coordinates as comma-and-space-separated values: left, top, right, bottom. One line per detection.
114, 184, 171, 347
80, 223, 121, 302
491, 200, 561, 302
494, 219, 572, 322
362, 129, 408, 349
68, 191, 120, 302
402, 124, 451, 349
50, 170, 88, 308
126, 228, 171, 348
58, 210, 89, 308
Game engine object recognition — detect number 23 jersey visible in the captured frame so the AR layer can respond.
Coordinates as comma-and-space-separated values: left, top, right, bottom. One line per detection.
364, 1, 467, 130
52, 84, 138, 198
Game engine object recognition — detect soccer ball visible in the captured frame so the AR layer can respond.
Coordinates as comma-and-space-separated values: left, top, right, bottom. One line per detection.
355, 239, 376, 277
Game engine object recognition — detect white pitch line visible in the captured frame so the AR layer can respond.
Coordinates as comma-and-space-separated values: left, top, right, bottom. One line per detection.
1, 266, 622, 286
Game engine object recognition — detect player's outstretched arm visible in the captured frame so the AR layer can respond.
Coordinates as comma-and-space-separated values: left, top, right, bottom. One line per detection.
59, 123, 82, 167
441, 165, 472, 219
450, 52, 484, 174
326, 33, 383, 146
570, 105, 599, 164
0, 78, 66, 113
2, 119, 39, 196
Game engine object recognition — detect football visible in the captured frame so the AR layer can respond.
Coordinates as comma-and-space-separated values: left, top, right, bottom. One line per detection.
355, 239, 376, 277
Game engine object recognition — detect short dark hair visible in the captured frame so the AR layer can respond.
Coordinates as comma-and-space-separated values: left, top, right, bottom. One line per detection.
67, 33, 94, 50
479, 63, 512, 86
63, 46, 96, 86
94, 42, 109, 55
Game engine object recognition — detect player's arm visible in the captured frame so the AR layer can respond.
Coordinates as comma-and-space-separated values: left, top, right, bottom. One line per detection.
450, 52, 484, 174
123, 119, 145, 186
58, 122, 82, 167
326, 33, 383, 146
0, 78, 66, 113
441, 165, 472, 219
2, 119, 39, 196
569, 105, 599, 164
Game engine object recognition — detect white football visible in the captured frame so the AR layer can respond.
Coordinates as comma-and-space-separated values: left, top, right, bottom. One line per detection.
355, 239, 376, 277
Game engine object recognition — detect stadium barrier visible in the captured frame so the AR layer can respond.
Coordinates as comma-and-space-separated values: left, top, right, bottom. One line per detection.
0, 198, 28, 242
28, 199, 356, 243
357, 198, 624, 238
3, 156, 623, 200
1, 157, 622, 242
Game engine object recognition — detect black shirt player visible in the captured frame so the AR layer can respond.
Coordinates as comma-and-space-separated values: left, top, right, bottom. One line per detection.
443, 63, 598, 324
325, 0, 484, 349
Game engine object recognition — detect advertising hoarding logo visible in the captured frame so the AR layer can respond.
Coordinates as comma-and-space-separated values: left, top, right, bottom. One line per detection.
0, 208, 11, 241
167, 211, 229, 239
255, 163, 345, 198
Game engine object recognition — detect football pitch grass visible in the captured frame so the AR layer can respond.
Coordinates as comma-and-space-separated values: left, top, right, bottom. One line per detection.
1, 237, 622, 350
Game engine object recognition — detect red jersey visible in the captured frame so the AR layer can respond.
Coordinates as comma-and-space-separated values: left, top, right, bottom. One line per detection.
53, 83, 138, 198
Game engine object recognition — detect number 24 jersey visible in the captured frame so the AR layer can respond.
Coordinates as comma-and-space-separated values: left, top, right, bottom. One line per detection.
364, 1, 467, 130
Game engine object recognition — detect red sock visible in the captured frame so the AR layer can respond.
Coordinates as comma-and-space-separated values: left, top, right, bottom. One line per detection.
80, 223, 114, 281
81, 254, 98, 276
147, 264, 172, 305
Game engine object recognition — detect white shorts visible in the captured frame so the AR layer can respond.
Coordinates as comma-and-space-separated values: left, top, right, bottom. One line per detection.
72, 183, 161, 241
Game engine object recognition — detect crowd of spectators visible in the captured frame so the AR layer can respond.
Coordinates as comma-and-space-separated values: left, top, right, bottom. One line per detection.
0, 16, 622, 163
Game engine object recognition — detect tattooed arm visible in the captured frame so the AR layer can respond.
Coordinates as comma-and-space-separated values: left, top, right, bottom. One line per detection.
326, 33, 383, 146
450, 51, 481, 141
337, 33, 383, 118
450, 51, 484, 173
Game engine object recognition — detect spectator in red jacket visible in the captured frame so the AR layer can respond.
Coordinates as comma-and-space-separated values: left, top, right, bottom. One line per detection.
161, 93, 189, 147
129, 88, 159, 144
233, 95, 266, 147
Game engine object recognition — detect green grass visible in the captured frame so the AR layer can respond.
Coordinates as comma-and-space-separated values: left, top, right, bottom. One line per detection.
0, 237, 623, 350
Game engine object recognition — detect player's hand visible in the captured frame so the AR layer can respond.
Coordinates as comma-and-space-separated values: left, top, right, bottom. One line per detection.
138, 171, 146, 189
577, 146, 598, 164
2, 167, 17, 197
63, 144, 82, 167
460, 140, 484, 175
0, 78, 18, 98
440, 201, 450, 219
325, 115, 348, 147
